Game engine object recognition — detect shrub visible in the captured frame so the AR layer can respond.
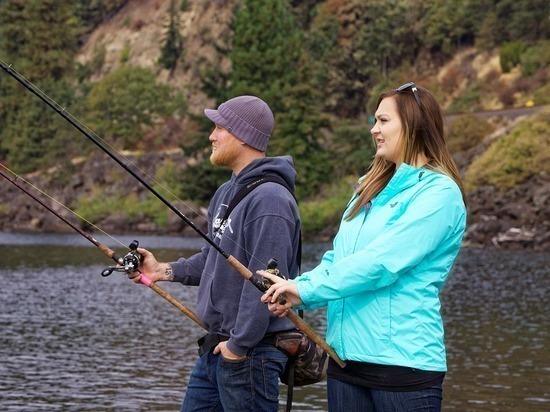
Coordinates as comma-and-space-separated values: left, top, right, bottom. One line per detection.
86, 66, 181, 149
74, 189, 169, 229
498, 87, 516, 107
520, 40, 550, 77
448, 82, 482, 113
447, 114, 495, 153
533, 82, 550, 105
500, 41, 527, 73
464, 108, 550, 191
329, 120, 376, 179
300, 175, 357, 238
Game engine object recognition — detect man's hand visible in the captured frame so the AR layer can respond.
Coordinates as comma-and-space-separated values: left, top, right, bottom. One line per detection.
127, 247, 172, 283
213, 341, 246, 361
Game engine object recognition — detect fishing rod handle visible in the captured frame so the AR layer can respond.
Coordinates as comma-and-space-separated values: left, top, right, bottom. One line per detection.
139, 274, 206, 330
97, 243, 122, 263
226, 255, 346, 368
227, 256, 286, 302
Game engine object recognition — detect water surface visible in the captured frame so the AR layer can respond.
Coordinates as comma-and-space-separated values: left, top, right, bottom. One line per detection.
0, 233, 548, 411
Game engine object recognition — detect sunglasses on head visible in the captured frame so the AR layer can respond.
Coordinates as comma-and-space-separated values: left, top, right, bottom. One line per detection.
396, 82, 421, 107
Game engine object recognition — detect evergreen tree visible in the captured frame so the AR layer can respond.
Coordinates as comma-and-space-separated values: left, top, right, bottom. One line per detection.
158, 0, 183, 73
230, 0, 302, 108
75, 0, 129, 33
18, 0, 79, 80
493, 0, 550, 43
230, 0, 329, 198
0, 0, 80, 171
1, 80, 75, 173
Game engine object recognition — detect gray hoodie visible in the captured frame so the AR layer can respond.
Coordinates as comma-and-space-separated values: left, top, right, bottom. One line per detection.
170, 155, 301, 356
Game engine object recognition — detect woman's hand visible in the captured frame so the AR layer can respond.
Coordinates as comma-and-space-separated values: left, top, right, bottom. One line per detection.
258, 270, 303, 317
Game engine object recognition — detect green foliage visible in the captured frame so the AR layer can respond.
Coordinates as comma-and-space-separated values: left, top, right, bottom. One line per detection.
0, 0, 28, 60
75, 0, 129, 32
300, 175, 357, 238
150, 127, 227, 207
153, 159, 185, 197
476, 0, 549, 47
158, 0, 183, 71
269, 78, 332, 199
119, 43, 131, 63
307, 1, 373, 117
307, 0, 420, 117
230, 0, 302, 100
448, 82, 482, 113
500, 41, 527, 73
1, 79, 79, 173
532, 82, 550, 105
76, 44, 107, 82
464, 109, 550, 191
520, 40, 550, 77
85, 66, 181, 149
329, 120, 376, 178
447, 115, 495, 153
0, 0, 79, 80
74, 189, 167, 228
2, 0, 549, 215
178, 161, 230, 205
419, 0, 484, 54
493, 0, 550, 44
306, 9, 340, 113
229, 0, 330, 199
475, 11, 499, 50
418, 0, 457, 53
0, 0, 80, 171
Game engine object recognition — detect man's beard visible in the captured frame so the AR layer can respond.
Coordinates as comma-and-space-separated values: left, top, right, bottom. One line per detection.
210, 144, 238, 168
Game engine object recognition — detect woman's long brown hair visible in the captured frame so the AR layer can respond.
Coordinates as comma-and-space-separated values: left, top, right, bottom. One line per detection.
346, 86, 466, 220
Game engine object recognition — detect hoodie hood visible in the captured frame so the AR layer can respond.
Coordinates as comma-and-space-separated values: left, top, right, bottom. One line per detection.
233, 155, 297, 192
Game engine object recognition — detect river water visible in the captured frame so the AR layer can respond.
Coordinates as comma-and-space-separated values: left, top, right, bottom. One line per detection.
0, 232, 548, 411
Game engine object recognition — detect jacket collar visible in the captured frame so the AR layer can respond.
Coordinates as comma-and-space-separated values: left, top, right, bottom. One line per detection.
375, 164, 428, 203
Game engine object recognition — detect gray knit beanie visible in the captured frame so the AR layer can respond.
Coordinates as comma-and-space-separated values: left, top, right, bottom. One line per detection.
204, 95, 274, 152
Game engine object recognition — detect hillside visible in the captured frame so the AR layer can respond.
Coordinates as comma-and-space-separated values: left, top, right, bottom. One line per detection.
76, 0, 235, 113
0, 0, 548, 252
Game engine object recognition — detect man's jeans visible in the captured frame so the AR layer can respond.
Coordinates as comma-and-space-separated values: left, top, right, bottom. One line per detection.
180, 343, 288, 412
327, 378, 443, 412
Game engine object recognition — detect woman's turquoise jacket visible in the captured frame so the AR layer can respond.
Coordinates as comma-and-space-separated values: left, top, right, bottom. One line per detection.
295, 164, 467, 371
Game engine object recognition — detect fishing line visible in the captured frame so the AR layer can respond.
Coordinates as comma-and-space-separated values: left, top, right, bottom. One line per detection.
0, 59, 198, 214
1, 60, 346, 366
0, 58, 266, 268
0, 162, 126, 249
0, 162, 206, 329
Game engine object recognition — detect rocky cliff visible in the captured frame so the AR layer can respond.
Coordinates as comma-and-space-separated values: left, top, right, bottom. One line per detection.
1, 108, 548, 252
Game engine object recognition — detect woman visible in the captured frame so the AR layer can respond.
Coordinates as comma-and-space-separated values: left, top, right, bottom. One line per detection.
260, 83, 467, 411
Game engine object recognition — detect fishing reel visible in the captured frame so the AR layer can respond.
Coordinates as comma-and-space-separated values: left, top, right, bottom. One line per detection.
258, 258, 288, 305
101, 240, 142, 277
263, 258, 285, 283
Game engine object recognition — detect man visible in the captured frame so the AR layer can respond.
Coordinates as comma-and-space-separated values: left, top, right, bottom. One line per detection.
130, 95, 301, 411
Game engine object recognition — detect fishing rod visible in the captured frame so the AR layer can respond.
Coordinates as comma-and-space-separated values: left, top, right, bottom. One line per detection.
0, 61, 346, 368
0, 165, 206, 330
0, 59, 213, 254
